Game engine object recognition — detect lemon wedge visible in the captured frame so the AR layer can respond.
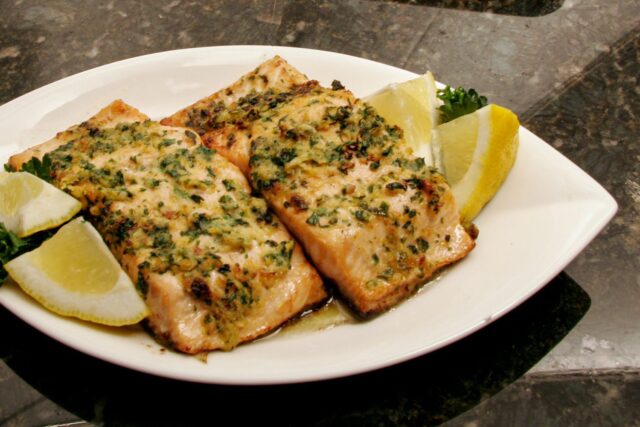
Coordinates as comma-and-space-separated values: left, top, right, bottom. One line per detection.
5, 217, 149, 326
436, 104, 520, 223
364, 72, 439, 166
0, 171, 81, 237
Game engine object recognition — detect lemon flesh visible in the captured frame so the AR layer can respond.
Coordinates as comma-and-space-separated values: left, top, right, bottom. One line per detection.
364, 72, 439, 167
436, 104, 520, 223
0, 171, 82, 237
5, 217, 149, 326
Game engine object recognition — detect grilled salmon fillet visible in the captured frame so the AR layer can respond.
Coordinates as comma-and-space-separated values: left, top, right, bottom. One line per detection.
9, 100, 326, 353
162, 57, 475, 315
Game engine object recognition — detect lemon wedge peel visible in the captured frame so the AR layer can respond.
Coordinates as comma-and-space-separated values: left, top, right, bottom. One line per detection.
0, 171, 82, 237
5, 218, 149, 326
437, 104, 520, 224
364, 72, 439, 167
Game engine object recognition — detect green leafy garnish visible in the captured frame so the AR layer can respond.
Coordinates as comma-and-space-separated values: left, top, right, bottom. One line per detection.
437, 86, 488, 123
0, 224, 56, 282
18, 155, 53, 182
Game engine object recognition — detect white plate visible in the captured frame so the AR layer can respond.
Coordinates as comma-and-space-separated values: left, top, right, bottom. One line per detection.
0, 46, 617, 384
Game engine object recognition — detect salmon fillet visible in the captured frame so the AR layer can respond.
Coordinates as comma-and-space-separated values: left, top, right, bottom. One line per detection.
9, 100, 326, 353
162, 58, 475, 315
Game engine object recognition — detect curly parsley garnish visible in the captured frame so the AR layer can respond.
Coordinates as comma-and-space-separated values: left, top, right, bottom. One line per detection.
437, 86, 488, 123
0, 224, 54, 282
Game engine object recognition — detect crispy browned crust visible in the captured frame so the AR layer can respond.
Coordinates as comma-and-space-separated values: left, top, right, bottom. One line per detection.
8, 100, 149, 170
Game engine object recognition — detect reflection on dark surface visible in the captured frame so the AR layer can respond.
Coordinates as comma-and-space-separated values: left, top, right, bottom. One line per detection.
378, 0, 564, 16
0, 272, 589, 426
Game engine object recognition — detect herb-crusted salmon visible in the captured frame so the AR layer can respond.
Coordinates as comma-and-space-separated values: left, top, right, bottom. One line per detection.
162, 57, 475, 315
9, 100, 326, 352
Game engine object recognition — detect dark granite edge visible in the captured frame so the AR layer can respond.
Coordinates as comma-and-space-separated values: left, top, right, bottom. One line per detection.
373, 0, 566, 17
521, 24, 640, 123
526, 368, 640, 380
446, 367, 640, 426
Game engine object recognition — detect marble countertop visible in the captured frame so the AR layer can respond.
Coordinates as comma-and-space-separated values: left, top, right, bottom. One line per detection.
1, 0, 638, 425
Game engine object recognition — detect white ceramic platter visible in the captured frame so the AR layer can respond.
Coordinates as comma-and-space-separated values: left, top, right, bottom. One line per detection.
0, 46, 617, 384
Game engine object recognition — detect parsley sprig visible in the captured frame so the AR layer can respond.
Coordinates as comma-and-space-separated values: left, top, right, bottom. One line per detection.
437, 86, 488, 123
0, 224, 54, 282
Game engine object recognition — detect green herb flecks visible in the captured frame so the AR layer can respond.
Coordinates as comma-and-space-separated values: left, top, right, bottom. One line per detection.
16, 155, 53, 182
222, 179, 236, 191
263, 240, 295, 269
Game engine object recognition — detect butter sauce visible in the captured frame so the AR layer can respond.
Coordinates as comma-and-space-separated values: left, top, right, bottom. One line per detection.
279, 298, 357, 335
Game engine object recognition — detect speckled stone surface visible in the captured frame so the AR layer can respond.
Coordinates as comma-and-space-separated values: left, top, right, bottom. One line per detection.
445, 371, 640, 426
524, 28, 640, 374
0, 0, 639, 425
